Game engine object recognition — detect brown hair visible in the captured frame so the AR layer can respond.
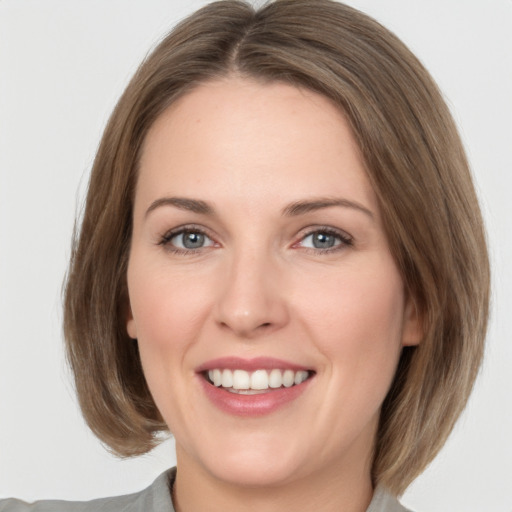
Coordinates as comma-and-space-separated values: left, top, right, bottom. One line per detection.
63, 0, 490, 495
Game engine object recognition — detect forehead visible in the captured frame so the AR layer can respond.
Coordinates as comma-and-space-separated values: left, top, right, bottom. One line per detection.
137, 77, 377, 215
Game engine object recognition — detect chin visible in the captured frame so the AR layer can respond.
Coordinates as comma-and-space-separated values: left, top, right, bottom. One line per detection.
185, 436, 308, 488
211, 456, 304, 488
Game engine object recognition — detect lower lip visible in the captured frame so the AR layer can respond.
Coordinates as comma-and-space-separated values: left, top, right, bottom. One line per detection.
199, 376, 312, 417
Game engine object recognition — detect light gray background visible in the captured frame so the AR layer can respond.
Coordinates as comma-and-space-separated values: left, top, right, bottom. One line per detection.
0, 1, 511, 511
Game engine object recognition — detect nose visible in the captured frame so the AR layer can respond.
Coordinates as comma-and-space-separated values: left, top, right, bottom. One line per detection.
214, 248, 290, 339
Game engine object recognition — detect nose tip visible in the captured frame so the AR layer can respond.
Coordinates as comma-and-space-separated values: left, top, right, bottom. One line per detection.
218, 308, 275, 337
214, 257, 289, 339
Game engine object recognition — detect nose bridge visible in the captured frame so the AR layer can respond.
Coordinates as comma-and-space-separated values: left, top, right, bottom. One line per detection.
214, 242, 288, 337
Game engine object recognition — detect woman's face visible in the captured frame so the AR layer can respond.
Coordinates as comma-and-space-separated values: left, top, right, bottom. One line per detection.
126, 78, 420, 487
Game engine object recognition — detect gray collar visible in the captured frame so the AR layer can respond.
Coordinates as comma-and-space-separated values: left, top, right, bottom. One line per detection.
2, 468, 409, 512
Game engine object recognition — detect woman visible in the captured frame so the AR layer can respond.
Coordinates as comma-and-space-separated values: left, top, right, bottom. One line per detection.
0, 1, 489, 511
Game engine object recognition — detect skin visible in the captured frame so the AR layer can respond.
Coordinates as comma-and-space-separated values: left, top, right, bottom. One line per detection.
126, 77, 421, 512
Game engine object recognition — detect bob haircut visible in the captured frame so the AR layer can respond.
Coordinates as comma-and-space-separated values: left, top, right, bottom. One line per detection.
64, 0, 490, 495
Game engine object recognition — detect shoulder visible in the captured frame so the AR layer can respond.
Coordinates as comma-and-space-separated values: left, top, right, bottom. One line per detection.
366, 486, 414, 512
0, 469, 175, 512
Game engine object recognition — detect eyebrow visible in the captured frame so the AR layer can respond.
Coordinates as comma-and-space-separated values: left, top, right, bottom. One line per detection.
282, 197, 374, 219
145, 196, 374, 219
145, 197, 213, 217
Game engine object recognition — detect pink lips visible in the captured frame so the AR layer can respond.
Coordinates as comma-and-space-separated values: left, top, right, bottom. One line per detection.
196, 357, 313, 417
196, 356, 310, 373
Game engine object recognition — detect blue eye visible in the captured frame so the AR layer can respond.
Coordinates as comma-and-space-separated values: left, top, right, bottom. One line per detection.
163, 229, 215, 251
299, 229, 352, 251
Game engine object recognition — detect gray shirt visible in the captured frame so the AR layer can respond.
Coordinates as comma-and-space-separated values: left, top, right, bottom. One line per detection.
0, 468, 412, 511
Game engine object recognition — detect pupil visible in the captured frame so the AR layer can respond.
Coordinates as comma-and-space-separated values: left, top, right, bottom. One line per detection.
183, 232, 204, 249
313, 232, 335, 249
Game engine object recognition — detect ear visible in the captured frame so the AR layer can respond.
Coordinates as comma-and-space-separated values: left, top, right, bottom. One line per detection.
401, 295, 423, 347
126, 303, 138, 339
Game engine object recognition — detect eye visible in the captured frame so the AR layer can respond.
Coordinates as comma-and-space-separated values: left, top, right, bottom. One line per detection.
160, 228, 216, 252
297, 228, 352, 251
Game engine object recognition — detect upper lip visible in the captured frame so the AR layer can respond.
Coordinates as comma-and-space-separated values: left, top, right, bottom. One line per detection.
196, 357, 312, 373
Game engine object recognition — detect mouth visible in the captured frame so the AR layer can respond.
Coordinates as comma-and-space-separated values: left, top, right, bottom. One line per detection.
196, 357, 315, 415
204, 368, 313, 394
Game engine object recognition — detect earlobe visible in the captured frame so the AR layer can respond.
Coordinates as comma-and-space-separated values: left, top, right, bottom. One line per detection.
402, 297, 423, 347
126, 306, 138, 339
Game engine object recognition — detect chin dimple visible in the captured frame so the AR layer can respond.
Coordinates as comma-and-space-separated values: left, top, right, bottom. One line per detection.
206, 368, 311, 392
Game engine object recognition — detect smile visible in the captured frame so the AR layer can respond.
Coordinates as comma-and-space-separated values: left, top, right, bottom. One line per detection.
206, 368, 311, 394
197, 357, 315, 416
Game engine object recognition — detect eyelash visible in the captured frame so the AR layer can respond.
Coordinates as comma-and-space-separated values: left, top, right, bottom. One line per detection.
295, 227, 353, 254
158, 225, 216, 255
158, 225, 353, 255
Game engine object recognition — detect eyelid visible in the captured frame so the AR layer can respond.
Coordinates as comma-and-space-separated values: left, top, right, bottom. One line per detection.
158, 224, 219, 253
292, 226, 353, 252
156, 223, 352, 255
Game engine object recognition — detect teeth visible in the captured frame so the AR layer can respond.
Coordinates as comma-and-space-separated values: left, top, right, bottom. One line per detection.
269, 368, 283, 388
221, 369, 233, 388
233, 369, 250, 390
294, 370, 307, 385
283, 369, 295, 388
207, 368, 309, 391
250, 369, 268, 390
212, 369, 222, 387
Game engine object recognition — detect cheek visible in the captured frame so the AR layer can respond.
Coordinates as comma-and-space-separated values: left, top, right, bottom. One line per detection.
126, 259, 216, 404
297, 256, 405, 375
128, 262, 212, 346
126, 262, 216, 429
298, 259, 406, 444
